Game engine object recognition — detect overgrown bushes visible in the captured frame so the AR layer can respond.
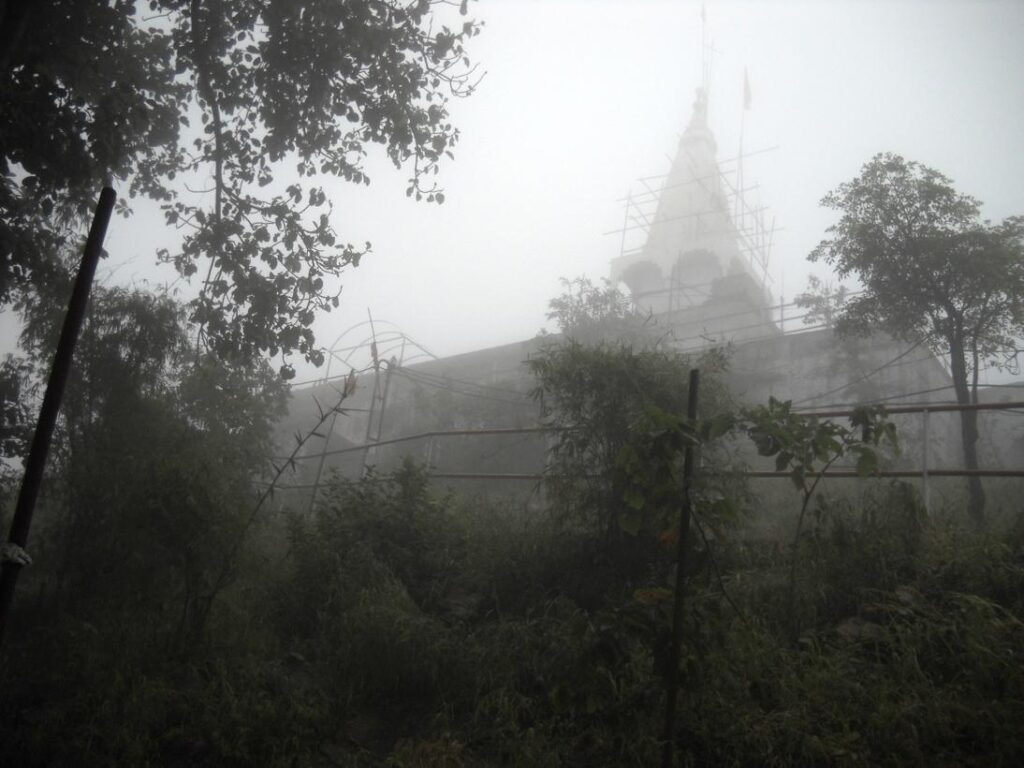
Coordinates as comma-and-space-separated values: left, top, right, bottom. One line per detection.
680, 493, 1024, 767
2, 288, 1022, 764
2, 451, 1023, 765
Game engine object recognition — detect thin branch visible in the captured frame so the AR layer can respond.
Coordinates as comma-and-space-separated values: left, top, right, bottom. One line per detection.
192, 372, 366, 638
691, 510, 750, 628
787, 452, 842, 640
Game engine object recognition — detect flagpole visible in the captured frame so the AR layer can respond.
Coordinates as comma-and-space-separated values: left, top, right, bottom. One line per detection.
701, 4, 708, 92
737, 68, 752, 227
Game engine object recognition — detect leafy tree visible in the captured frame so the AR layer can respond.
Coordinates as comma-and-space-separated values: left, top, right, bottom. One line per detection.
743, 396, 899, 636
0, 0, 184, 306
794, 275, 849, 329
531, 342, 698, 543
529, 342, 737, 553
0, 0, 480, 372
532, 278, 735, 547
14, 282, 287, 643
810, 153, 1024, 525
544, 276, 654, 345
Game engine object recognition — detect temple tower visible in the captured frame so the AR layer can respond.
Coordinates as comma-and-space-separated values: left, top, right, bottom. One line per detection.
610, 86, 775, 344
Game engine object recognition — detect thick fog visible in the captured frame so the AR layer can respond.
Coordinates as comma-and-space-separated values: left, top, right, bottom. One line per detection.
7, 4, 1024, 763
5, 0, 1022, 381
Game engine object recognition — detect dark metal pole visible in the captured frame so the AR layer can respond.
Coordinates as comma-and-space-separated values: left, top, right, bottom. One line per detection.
661, 368, 700, 768
0, 184, 115, 645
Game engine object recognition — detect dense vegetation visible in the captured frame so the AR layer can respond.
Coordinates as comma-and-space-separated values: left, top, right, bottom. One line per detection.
3, 460, 1022, 765
1, 285, 1022, 766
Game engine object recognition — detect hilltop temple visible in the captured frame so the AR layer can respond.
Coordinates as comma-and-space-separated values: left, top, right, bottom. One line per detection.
275, 78, 1009, 505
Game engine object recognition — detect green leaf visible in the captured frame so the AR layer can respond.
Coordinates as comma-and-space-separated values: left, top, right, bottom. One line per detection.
707, 496, 739, 525
775, 451, 793, 472
624, 487, 645, 511
702, 412, 736, 440
855, 448, 878, 476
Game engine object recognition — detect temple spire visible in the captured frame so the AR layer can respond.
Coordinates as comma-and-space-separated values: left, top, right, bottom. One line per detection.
684, 87, 712, 142
607, 4, 774, 342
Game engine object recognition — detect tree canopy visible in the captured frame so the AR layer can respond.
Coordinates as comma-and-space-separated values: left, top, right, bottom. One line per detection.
810, 152, 1024, 523
0, 0, 480, 374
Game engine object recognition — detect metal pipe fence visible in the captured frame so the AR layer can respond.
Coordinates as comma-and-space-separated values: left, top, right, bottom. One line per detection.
269, 400, 1024, 517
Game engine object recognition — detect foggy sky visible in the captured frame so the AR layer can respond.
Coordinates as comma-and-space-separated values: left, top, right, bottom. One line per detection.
4, 0, 1023, 383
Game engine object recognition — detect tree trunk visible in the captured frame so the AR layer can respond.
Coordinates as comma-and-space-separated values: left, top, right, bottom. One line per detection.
948, 335, 986, 525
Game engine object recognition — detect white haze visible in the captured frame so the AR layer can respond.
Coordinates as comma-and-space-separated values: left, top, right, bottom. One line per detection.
3, 0, 1022, 384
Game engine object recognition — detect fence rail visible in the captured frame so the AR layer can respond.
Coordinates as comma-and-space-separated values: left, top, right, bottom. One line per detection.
269, 399, 1024, 516
801, 400, 1024, 418
260, 467, 1024, 491
424, 469, 1024, 481
277, 400, 1024, 465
